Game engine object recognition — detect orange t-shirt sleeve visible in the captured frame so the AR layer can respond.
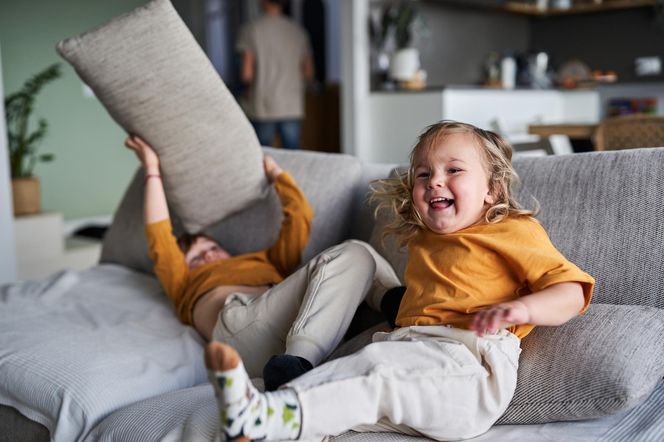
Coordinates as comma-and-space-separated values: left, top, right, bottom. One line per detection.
266, 172, 314, 277
145, 219, 189, 305
511, 219, 595, 314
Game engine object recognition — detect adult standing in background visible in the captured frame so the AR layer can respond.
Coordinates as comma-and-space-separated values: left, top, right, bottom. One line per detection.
237, 0, 314, 150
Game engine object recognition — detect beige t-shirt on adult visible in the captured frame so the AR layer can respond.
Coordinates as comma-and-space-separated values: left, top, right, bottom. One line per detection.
237, 15, 312, 120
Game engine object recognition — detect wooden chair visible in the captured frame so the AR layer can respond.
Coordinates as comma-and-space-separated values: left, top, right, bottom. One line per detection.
594, 114, 664, 151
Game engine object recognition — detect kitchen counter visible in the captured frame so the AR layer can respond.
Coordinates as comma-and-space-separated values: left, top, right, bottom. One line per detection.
365, 88, 599, 163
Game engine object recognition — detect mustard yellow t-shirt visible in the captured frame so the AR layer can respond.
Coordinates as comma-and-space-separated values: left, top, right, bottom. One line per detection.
396, 216, 595, 339
145, 172, 313, 325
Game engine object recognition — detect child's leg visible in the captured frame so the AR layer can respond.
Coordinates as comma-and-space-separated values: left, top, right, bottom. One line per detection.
212, 240, 377, 384
207, 327, 519, 441
288, 327, 521, 441
206, 342, 302, 442
348, 240, 402, 311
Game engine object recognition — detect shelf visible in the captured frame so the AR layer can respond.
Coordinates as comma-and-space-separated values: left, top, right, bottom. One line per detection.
504, 0, 656, 16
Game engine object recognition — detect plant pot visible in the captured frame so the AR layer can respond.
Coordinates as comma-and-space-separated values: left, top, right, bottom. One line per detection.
389, 48, 421, 82
12, 177, 40, 216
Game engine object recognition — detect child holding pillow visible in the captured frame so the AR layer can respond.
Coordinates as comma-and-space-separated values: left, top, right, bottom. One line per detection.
126, 135, 400, 391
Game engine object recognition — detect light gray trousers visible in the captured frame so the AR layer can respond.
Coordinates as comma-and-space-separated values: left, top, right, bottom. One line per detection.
211, 240, 401, 378
290, 326, 521, 441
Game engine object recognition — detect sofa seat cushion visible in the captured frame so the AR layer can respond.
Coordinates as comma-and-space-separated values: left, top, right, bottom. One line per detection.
57, 0, 266, 233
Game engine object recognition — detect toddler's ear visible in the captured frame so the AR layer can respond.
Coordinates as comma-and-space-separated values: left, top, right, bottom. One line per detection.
484, 185, 498, 205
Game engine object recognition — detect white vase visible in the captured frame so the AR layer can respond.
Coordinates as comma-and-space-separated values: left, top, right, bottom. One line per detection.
389, 48, 420, 82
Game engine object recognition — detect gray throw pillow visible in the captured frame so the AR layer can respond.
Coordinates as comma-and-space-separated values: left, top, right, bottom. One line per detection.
57, 0, 266, 233
101, 149, 363, 274
499, 303, 664, 423
330, 304, 664, 424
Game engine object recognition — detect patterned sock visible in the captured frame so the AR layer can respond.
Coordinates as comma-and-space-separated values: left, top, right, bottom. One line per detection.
209, 357, 302, 441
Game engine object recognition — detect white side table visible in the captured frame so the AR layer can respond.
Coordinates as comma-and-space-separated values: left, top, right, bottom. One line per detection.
14, 212, 101, 280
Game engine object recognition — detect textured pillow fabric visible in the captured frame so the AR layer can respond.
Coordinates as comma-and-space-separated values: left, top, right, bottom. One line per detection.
513, 148, 664, 309
205, 147, 362, 265
101, 148, 362, 273
100, 169, 153, 272
367, 167, 408, 281
497, 304, 664, 424
57, 0, 266, 233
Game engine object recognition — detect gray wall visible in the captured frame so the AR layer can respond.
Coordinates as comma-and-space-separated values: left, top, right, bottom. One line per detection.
530, 8, 664, 84
417, 1, 529, 86
376, 1, 664, 87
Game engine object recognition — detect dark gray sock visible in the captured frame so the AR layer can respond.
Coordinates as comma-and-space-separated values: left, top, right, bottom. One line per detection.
263, 354, 314, 391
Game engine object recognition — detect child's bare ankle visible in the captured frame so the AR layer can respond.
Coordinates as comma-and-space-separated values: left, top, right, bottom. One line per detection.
205, 342, 240, 372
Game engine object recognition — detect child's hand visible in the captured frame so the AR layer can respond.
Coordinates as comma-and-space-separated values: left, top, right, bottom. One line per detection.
125, 135, 160, 173
263, 155, 283, 183
470, 300, 530, 336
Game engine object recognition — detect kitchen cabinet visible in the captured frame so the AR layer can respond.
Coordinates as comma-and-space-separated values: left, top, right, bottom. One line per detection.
364, 88, 599, 163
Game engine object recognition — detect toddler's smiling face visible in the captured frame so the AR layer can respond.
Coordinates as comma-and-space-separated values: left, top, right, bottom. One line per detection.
411, 132, 494, 235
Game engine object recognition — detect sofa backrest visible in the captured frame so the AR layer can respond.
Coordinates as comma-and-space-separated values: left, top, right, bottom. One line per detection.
365, 147, 664, 309
513, 147, 664, 308
101, 147, 362, 273
348, 161, 397, 243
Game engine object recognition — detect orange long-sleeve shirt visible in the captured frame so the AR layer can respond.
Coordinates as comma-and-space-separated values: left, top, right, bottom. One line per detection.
396, 216, 595, 339
145, 172, 313, 324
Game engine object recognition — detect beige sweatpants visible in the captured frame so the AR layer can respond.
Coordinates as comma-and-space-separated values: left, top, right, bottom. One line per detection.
211, 240, 401, 378
290, 326, 521, 441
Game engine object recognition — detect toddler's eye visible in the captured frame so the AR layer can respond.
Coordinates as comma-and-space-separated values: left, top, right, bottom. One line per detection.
416, 171, 430, 179
448, 168, 462, 174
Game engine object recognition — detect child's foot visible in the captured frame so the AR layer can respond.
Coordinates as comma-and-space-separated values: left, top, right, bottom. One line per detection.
206, 342, 302, 442
263, 355, 313, 391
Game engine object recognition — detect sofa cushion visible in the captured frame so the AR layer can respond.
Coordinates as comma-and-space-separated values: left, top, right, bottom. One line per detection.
56, 0, 266, 233
367, 167, 409, 281
332, 304, 664, 424
513, 148, 664, 309
101, 148, 362, 273
498, 303, 664, 424
100, 169, 154, 272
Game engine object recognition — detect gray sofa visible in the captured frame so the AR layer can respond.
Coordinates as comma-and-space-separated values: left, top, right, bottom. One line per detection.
1, 146, 663, 442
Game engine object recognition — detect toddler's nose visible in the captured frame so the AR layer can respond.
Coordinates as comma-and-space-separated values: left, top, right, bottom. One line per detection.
428, 175, 444, 188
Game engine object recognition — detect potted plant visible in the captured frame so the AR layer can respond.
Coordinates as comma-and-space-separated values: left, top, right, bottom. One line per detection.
370, 1, 427, 87
4, 63, 61, 215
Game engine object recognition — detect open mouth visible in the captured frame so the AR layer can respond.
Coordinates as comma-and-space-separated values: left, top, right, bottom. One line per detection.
430, 197, 454, 209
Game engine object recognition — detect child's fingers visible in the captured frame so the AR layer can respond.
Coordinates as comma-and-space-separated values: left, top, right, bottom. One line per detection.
125, 136, 137, 149
472, 307, 511, 336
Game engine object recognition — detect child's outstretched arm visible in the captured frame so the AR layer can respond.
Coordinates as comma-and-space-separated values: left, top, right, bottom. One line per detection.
125, 135, 169, 224
126, 135, 189, 309
264, 155, 314, 276
470, 282, 585, 336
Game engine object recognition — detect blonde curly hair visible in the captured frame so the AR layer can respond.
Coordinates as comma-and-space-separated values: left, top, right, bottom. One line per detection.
369, 120, 536, 248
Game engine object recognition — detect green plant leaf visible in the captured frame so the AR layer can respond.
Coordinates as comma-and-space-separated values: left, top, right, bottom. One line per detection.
4, 63, 61, 178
